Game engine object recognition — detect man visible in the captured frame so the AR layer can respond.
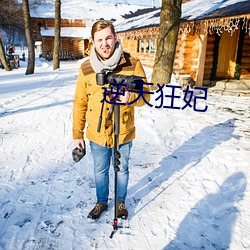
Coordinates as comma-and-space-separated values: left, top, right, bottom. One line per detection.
72, 20, 150, 220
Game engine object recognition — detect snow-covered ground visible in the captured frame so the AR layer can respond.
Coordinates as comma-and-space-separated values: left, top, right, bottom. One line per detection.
0, 50, 250, 250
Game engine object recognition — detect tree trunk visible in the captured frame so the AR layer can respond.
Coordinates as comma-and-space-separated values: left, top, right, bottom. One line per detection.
53, 0, 61, 70
22, 0, 35, 75
0, 37, 11, 71
151, 0, 182, 90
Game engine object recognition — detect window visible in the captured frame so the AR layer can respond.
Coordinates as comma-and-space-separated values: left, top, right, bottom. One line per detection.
137, 38, 156, 54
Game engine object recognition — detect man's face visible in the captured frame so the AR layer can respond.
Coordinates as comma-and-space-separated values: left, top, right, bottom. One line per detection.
93, 27, 117, 60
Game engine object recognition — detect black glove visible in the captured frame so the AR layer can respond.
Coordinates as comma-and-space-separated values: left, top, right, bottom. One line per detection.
72, 146, 86, 162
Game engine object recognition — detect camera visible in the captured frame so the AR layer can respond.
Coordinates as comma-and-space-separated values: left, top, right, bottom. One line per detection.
72, 146, 86, 162
96, 69, 144, 90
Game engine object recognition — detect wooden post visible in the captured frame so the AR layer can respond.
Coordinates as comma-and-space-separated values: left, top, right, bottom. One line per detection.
195, 32, 207, 87
144, 38, 146, 54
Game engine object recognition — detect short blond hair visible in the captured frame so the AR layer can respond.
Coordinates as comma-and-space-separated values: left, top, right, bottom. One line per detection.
91, 20, 116, 40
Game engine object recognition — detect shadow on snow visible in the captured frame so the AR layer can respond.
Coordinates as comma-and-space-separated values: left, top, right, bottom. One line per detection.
127, 118, 243, 248
0, 100, 73, 117
164, 172, 247, 249
128, 118, 240, 213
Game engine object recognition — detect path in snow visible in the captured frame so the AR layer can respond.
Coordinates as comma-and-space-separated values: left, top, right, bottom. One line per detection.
0, 59, 250, 249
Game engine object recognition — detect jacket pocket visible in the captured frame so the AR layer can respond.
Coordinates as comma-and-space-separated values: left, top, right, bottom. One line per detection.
120, 106, 134, 133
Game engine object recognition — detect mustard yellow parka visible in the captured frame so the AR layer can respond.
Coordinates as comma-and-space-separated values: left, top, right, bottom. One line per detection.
72, 52, 150, 148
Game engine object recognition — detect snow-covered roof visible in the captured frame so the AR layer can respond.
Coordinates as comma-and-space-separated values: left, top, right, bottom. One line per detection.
115, 0, 250, 33
30, 0, 151, 20
40, 27, 91, 39
115, 8, 160, 32
182, 0, 250, 21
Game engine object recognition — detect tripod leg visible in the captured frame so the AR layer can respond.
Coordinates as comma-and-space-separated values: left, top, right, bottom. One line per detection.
111, 104, 120, 237
97, 100, 105, 132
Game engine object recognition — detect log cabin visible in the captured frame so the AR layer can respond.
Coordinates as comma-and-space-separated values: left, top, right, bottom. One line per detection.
31, 18, 92, 60
115, 0, 250, 92
30, 1, 152, 61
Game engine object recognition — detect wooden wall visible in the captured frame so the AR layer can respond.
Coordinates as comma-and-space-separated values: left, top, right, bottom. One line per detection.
203, 33, 216, 82
134, 53, 156, 68
32, 17, 88, 59
240, 34, 250, 79
120, 38, 156, 68
118, 20, 250, 86
172, 33, 200, 85
41, 36, 87, 58
203, 29, 250, 83
41, 37, 53, 57
32, 18, 86, 29
120, 31, 200, 81
120, 39, 137, 54
175, 34, 199, 79
173, 35, 185, 74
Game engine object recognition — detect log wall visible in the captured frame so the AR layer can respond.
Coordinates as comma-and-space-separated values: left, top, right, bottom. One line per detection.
121, 38, 156, 68
32, 18, 86, 29
173, 35, 185, 74
41, 37, 87, 58
204, 34, 216, 81
172, 34, 199, 82
240, 34, 250, 79
32, 17, 87, 59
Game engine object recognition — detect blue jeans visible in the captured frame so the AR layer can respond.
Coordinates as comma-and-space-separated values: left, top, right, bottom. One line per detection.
90, 141, 132, 205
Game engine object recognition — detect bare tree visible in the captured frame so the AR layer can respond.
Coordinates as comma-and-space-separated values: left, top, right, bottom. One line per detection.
0, 0, 24, 36
0, 37, 11, 71
22, 0, 35, 75
151, 0, 182, 89
53, 0, 61, 70
0, 0, 23, 71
